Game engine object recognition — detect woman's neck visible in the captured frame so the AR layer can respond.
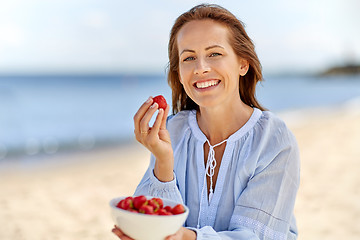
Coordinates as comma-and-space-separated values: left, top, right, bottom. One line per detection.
196, 99, 253, 145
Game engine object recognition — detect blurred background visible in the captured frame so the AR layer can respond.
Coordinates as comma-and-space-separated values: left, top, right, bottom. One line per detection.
0, 0, 359, 239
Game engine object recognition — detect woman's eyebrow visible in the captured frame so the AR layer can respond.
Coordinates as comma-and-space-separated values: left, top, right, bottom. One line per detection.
180, 45, 224, 56
180, 49, 195, 56
205, 45, 224, 51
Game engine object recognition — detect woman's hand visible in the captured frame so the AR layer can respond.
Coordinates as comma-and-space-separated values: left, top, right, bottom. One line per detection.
133, 97, 174, 182
112, 226, 196, 240
165, 227, 197, 240
111, 225, 134, 240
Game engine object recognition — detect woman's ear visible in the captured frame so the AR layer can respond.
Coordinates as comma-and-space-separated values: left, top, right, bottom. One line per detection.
239, 58, 249, 76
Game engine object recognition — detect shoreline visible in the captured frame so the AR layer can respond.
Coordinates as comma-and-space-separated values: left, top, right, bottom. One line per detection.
0, 139, 141, 172
2, 94, 360, 168
276, 95, 360, 128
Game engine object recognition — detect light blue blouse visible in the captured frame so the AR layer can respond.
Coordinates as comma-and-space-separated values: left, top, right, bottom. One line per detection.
134, 108, 300, 240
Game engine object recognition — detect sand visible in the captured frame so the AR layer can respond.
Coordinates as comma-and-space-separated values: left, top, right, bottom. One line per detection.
0, 106, 359, 240
283, 106, 360, 240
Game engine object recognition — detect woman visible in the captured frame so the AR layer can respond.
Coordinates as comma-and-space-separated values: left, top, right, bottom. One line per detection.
113, 4, 300, 240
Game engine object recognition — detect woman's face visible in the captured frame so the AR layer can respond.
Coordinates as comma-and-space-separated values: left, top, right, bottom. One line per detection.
176, 19, 249, 109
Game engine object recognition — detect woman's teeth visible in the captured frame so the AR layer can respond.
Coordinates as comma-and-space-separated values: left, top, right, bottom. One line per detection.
196, 80, 220, 89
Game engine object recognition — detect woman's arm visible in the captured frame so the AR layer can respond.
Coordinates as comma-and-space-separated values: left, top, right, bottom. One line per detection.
133, 97, 174, 182
134, 153, 183, 204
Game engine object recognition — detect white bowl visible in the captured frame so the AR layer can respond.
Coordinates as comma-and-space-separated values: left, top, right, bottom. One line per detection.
110, 196, 189, 240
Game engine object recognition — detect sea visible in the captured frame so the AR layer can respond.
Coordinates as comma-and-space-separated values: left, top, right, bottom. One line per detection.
1, 74, 360, 162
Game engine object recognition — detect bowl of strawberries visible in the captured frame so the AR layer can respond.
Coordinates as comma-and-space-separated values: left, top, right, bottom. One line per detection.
110, 195, 189, 240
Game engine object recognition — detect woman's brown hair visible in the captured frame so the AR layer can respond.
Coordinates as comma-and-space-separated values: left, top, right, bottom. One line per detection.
167, 3, 266, 114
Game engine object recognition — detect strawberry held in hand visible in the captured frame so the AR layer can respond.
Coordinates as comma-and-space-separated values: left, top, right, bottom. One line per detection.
153, 95, 167, 110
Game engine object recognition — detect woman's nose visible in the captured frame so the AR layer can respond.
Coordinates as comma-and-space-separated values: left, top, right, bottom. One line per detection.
193, 58, 211, 75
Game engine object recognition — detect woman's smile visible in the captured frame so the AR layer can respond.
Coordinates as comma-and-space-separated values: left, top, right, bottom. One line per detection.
194, 79, 221, 90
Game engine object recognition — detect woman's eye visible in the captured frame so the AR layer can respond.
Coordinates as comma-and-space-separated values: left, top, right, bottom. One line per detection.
209, 52, 221, 57
183, 56, 195, 62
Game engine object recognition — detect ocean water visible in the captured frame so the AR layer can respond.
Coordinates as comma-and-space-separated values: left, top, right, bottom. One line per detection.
1, 74, 360, 160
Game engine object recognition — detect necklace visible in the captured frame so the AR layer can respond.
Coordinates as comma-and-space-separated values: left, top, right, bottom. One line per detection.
205, 139, 227, 203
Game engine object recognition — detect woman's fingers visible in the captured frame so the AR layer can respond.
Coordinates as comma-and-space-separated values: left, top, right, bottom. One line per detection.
133, 97, 153, 133
148, 108, 164, 141
111, 226, 123, 238
112, 226, 134, 240
139, 102, 158, 133
133, 97, 170, 149
160, 104, 170, 130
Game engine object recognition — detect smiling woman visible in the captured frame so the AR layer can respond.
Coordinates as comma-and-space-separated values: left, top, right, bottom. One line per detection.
167, 5, 265, 114
113, 4, 300, 240
176, 19, 251, 111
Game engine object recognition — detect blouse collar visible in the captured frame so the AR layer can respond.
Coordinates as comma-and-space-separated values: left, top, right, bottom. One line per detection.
188, 108, 262, 143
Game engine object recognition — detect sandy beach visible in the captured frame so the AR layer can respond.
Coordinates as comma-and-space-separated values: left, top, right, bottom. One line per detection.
1, 105, 359, 240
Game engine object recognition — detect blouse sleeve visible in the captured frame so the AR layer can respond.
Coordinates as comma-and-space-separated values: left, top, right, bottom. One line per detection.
189, 136, 300, 240
134, 153, 184, 204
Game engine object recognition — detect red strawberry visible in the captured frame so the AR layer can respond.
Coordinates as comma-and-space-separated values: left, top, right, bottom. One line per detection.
171, 204, 185, 215
116, 199, 125, 209
124, 196, 134, 207
164, 206, 172, 212
153, 95, 167, 110
116, 197, 134, 210
133, 195, 147, 210
151, 197, 163, 209
157, 208, 173, 215
148, 197, 164, 212
147, 199, 160, 212
139, 205, 154, 214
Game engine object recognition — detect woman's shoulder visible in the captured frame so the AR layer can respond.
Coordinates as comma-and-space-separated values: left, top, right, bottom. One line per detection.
259, 110, 286, 127
249, 110, 299, 158
257, 110, 295, 139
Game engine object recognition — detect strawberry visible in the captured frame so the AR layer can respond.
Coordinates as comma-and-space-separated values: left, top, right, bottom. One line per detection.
133, 195, 147, 210
153, 95, 167, 110
128, 209, 138, 213
171, 204, 185, 215
139, 205, 154, 214
116, 197, 133, 210
148, 197, 164, 212
157, 208, 173, 215
116, 199, 125, 209
124, 196, 134, 208
151, 197, 163, 209
147, 199, 160, 212
164, 206, 172, 212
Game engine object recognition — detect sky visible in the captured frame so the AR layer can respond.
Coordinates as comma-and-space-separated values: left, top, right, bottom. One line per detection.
0, 0, 359, 75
